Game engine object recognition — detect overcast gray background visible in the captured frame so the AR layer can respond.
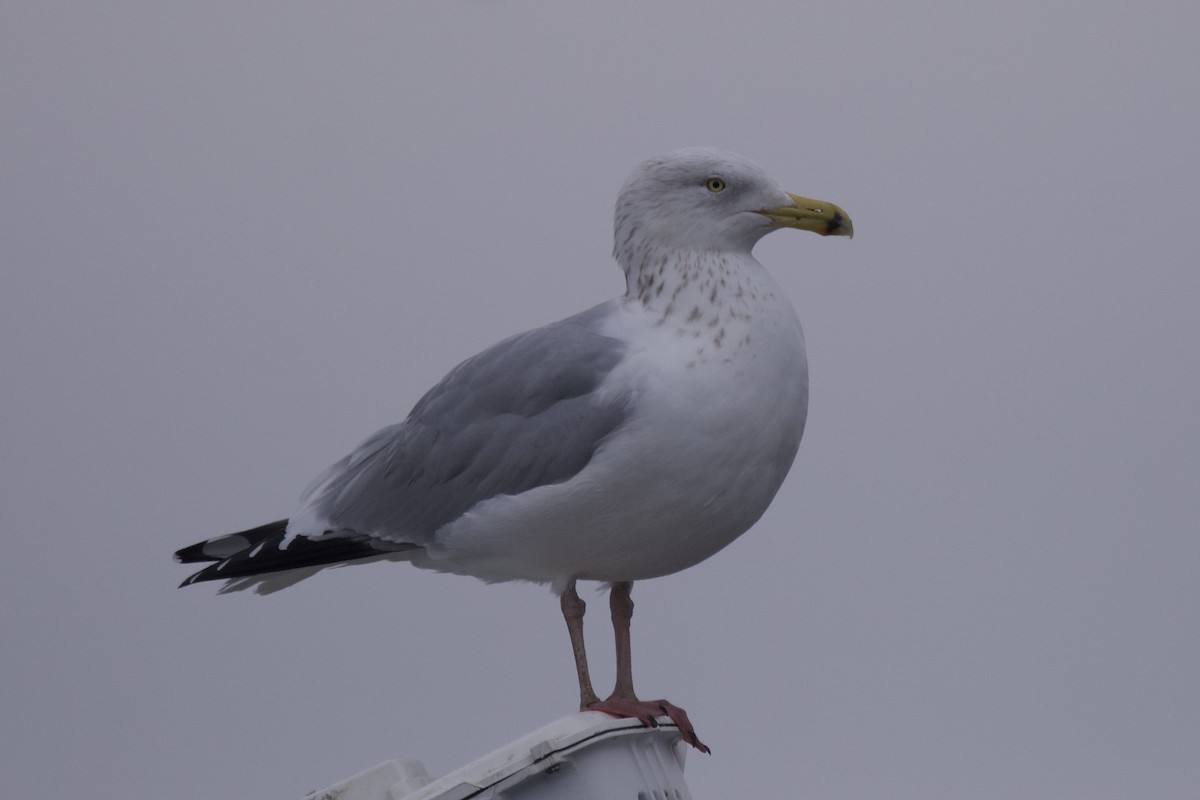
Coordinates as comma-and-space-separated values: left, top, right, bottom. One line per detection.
3, 2, 1198, 798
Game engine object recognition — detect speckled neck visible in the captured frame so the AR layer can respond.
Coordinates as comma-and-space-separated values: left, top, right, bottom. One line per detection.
620, 245, 781, 361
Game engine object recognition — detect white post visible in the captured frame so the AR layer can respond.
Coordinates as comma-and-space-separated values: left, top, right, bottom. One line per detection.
304, 712, 693, 800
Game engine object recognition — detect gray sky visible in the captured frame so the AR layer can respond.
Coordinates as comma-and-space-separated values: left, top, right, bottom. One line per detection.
3, 2, 1198, 798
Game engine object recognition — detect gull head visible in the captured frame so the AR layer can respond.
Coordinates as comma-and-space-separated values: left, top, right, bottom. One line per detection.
613, 147, 851, 274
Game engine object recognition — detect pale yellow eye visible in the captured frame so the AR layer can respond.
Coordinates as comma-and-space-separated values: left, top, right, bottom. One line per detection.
704, 177, 727, 193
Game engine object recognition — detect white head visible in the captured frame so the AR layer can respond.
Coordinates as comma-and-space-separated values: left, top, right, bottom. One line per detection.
612, 148, 851, 276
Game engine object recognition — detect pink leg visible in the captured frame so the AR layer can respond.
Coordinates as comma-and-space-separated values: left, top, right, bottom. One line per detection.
585, 581, 710, 753
560, 580, 601, 709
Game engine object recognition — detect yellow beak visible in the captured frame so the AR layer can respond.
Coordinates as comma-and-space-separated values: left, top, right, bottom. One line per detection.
759, 193, 853, 238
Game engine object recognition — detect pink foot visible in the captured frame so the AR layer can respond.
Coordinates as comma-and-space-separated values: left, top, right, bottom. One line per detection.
586, 696, 711, 753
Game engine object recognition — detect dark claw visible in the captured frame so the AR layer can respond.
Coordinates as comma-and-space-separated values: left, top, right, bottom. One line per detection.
583, 696, 708, 752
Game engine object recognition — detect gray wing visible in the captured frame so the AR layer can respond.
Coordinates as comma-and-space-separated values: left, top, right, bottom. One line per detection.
301, 303, 630, 542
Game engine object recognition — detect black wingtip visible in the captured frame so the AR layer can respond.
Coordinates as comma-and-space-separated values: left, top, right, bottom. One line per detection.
178, 562, 228, 587
175, 518, 409, 588
174, 519, 290, 564
173, 544, 209, 564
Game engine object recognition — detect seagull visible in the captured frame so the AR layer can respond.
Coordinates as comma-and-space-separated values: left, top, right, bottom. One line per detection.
175, 148, 852, 752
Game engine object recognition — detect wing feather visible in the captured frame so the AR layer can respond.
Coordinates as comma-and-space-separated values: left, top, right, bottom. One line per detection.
303, 304, 630, 542
176, 304, 631, 588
